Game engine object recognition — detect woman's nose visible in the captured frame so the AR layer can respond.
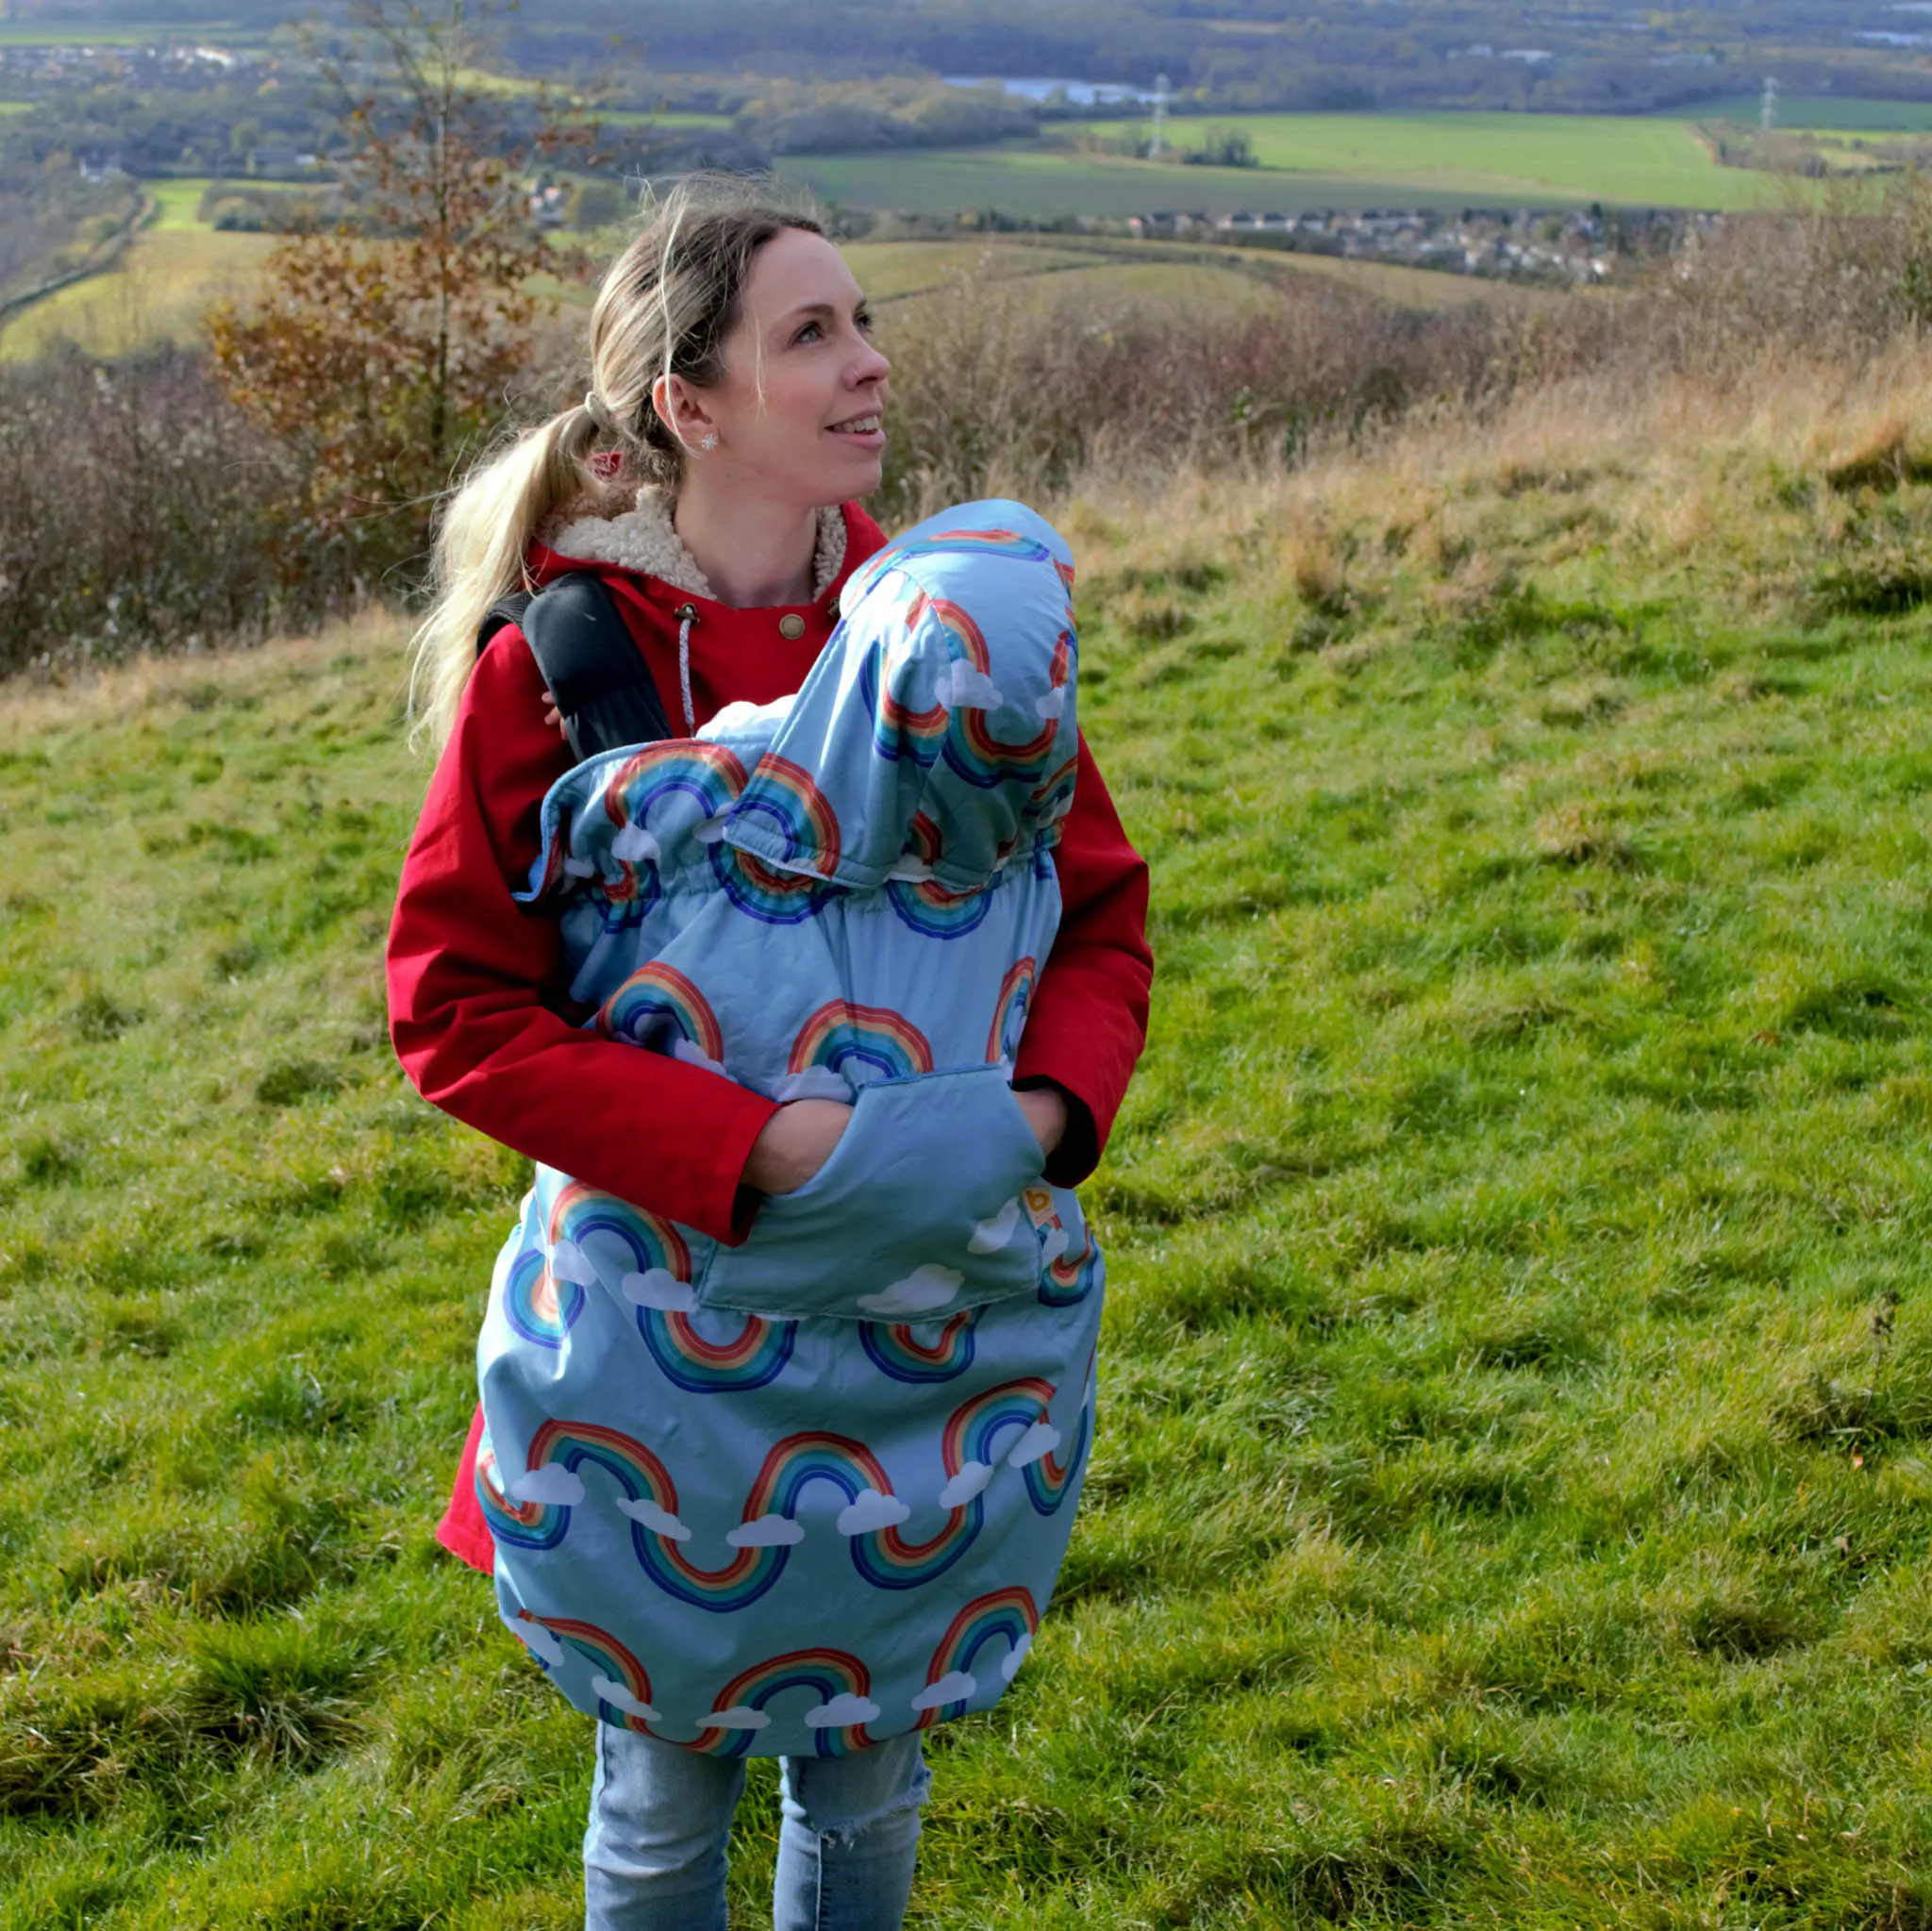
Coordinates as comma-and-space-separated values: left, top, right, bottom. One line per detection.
850, 337, 891, 385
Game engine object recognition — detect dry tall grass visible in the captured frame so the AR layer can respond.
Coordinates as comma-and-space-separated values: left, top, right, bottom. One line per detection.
12, 175, 1932, 679
1018, 331, 1932, 668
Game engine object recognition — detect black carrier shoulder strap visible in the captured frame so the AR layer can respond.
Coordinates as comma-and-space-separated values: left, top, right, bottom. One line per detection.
476, 573, 676, 762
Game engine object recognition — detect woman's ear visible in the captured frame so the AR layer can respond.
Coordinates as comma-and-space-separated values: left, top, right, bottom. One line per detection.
652, 373, 720, 455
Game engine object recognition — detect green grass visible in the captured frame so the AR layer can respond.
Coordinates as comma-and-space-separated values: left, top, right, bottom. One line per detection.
8, 228, 1491, 363
1679, 94, 1932, 132
0, 229, 275, 360
7, 424, 1932, 1925
790, 146, 1564, 221
1068, 109, 1783, 212
144, 179, 221, 235
799, 105, 1862, 221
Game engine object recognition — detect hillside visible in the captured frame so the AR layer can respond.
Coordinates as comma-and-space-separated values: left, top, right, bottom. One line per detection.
0, 224, 1509, 363
4, 375, 1932, 1925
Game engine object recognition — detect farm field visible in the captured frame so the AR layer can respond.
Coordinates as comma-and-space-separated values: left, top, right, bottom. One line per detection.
791, 146, 1565, 222
599, 108, 735, 130
1064, 109, 1782, 212
0, 221, 1517, 362
1672, 93, 1932, 131
0, 229, 274, 361
5, 391, 1932, 1925
144, 179, 220, 235
840, 239, 1108, 302
8, 92, 1898, 357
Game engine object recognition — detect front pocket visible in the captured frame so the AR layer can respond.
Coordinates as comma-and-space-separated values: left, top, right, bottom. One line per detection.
695, 1063, 1048, 1322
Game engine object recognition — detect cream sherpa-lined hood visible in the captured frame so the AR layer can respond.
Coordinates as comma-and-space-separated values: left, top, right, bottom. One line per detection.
541, 488, 849, 603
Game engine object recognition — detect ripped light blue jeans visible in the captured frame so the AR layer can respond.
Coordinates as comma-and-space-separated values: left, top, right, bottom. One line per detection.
583, 1721, 930, 1931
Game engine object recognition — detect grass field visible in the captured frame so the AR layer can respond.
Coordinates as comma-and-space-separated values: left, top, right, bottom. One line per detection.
144, 179, 219, 235
1065, 110, 1784, 213
0, 94, 1868, 360
599, 108, 736, 130
791, 147, 1584, 223
1679, 94, 1932, 132
5, 378, 1932, 1924
0, 229, 274, 361
1, 224, 1509, 361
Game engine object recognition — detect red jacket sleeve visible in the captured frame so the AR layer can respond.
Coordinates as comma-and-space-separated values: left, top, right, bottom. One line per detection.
385, 630, 778, 1242
1012, 734, 1153, 1185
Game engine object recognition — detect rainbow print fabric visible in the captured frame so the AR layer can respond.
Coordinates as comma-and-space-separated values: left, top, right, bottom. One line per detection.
478, 501, 1106, 1755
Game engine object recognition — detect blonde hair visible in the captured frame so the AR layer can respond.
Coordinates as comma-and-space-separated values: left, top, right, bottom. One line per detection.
408, 175, 824, 751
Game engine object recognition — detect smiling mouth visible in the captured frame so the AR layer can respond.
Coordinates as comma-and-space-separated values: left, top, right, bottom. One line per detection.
827, 413, 884, 434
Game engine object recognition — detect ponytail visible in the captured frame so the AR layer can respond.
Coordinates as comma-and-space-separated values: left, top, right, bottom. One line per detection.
407, 401, 611, 752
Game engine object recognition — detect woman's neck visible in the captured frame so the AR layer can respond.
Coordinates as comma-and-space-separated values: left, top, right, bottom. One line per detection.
671, 469, 817, 608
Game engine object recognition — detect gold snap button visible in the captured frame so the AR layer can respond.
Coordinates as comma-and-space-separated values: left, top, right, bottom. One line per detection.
778, 612, 806, 640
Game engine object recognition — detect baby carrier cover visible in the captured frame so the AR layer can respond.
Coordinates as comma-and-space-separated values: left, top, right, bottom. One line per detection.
475, 501, 1106, 1757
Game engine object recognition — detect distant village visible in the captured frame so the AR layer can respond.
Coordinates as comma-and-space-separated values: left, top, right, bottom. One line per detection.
7, 33, 1719, 287
1122, 204, 1710, 286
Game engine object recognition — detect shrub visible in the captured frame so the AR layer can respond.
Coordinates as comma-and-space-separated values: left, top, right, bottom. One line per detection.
872, 269, 1524, 523
0, 345, 356, 675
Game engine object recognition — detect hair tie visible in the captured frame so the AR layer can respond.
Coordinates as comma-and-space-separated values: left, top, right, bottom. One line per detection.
583, 390, 618, 437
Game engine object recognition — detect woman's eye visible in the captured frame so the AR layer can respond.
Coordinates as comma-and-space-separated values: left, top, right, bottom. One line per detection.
856, 310, 874, 336
794, 321, 823, 344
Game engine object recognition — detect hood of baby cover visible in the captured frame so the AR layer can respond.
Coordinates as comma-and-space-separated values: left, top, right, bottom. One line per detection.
721, 500, 1082, 895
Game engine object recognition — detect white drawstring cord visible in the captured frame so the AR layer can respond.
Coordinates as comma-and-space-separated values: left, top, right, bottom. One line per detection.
675, 604, 697, 736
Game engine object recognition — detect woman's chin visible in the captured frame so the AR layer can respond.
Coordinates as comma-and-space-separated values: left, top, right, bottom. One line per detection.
821, 442, 886, 500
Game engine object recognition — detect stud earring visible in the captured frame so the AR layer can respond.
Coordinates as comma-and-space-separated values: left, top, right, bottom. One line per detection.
698, 432, 718, 452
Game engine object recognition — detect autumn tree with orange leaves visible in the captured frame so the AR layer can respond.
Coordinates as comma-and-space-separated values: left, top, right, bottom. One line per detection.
208, 2, 589, 589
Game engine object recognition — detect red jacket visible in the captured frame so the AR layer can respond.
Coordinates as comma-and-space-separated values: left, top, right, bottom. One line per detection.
386, 501, 1152, 1573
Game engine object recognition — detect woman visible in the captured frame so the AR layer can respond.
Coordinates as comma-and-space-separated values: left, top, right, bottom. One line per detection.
386, 178, 1151, 1931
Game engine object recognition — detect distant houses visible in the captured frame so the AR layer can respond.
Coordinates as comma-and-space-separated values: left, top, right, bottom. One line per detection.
1127, 203, 1697, 285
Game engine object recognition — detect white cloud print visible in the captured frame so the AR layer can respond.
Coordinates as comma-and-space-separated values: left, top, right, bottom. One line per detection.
703, 1705, 772, 1731
1006, 1421, 1061, 1469
938, 1460, 993, 1509
591, 1675, 661, 1722
615, 1496, 691, 1542
547, 1239, 598, 1286
510, 1465, 585, 1507
932, 660, 1005, 712
857, 1264, 962, 1318
727, 1513, 807, 1548
622, 1268, 697, 1312
836, 1488, 911, 1537
609, 824, 660, 865
805, 1692, 882, 1728
1034, 685, 1067, 720
509, 1614, 564, 1668
999, 1633, 1033, 1681
969, 1197, 1022, 1254
909, 1671, 975, 1712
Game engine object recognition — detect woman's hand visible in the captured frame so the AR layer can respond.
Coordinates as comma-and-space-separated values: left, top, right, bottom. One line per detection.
1013, 1084, 1069, 1159
745, 1085, 1064, 1199
743, 1098, 853, 1195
